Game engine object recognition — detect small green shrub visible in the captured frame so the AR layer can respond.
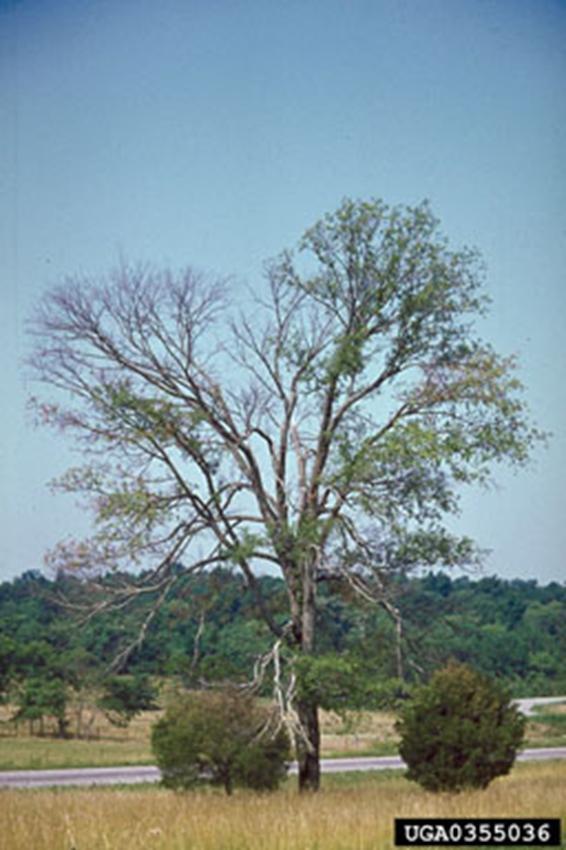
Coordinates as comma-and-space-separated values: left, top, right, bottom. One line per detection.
396, 662, 526, 792
151, 688, 291, 794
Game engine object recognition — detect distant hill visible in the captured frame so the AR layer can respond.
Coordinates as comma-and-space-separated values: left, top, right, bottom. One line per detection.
1, 568, 564, 701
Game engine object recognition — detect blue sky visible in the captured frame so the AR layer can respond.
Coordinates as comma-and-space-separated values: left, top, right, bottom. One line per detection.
1, 0, 565, 584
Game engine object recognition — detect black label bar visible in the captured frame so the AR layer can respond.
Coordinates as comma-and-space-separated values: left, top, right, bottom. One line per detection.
394, 818, 561, 846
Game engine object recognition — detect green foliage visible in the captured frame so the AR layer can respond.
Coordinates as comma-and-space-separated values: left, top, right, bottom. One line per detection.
97, 674, 159, 727
151, 689, 291, 794
14, 676, 69, 737
0, 635, 17, 700
294, 653, 408, 712
0, 569, 565, 707
396, 663, 526, 792
295, 654, 365, 711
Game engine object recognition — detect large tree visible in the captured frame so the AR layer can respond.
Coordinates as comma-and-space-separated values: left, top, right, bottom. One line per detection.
28, 198, 541, 790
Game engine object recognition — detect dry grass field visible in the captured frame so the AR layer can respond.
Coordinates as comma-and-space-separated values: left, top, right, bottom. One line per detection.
0, 761, 564, 850
0, 704, 399, 769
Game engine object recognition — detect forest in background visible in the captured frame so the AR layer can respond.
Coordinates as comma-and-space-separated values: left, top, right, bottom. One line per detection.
1, 567, 564, 732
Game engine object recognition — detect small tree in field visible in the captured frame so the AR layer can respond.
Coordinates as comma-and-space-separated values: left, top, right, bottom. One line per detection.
97, 673, 158, 727
396, 663, 526, 792
151, 689, 291, 794
15, 676, 69, 738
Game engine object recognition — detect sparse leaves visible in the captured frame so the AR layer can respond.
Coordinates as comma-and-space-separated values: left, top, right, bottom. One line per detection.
28, 199, 544, 791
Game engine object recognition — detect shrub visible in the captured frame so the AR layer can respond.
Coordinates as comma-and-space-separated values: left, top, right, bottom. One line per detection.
396, 662, 526, 792
151, 688, 291, 794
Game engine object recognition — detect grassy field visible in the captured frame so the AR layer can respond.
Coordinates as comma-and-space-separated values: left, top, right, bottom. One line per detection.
525, 701, 566, 748
1, 700, 565, 770
0, 706, 156, 770
0, 704, 401, 770
0, 761, 564, 850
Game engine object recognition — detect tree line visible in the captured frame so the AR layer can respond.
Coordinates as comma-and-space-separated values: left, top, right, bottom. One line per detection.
1, 567, 564, 732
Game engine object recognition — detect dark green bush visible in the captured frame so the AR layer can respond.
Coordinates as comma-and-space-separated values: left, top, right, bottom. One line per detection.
396, 662, 525, 792
151, 688, 290, 794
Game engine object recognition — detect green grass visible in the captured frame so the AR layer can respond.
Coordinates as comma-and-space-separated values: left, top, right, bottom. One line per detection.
525, 701, 566, 750
532, 706, 566, 730
0, 704, 156, 770
0, 735, 154, 771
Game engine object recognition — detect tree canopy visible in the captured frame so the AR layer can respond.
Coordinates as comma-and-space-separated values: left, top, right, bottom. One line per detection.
28, 198, 543, 789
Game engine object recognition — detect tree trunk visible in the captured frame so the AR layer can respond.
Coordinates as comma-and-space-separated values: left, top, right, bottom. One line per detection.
296, 698, 320, 792
222, 767, 233, 796
296, 553, 321, 792
57, 715, 69, 739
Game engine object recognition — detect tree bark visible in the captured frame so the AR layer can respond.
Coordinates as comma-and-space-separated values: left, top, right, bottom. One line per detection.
296, 698, 320, 792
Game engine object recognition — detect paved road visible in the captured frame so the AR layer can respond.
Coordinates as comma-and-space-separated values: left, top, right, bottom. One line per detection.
514, 696, 566, 716
1, 748, 565, 789
0, 764, 161, 788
